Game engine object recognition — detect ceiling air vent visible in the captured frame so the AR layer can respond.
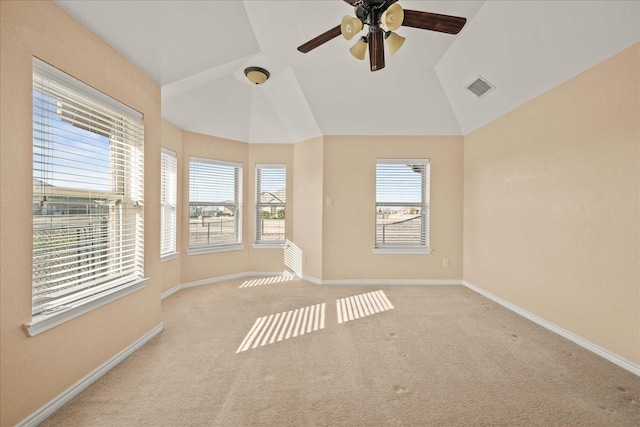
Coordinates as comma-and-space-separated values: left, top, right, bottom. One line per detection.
466, 76, 495, 98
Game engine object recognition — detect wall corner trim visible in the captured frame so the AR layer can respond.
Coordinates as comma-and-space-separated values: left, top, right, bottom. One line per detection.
161, 285, 182, 300
301, 274, 323, 285
463, 280, 640, 377
17, 323, 165, 427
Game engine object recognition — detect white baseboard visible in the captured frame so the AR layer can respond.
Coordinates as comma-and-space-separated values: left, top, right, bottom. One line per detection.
463, 280, 640, 377
161, 284, 182, 300
161, 271, 290, 300
299, 274, 461, 286
301, 274, 322, 285
163, 272, 462, 294
17, 323, 164, 427
320, 278, 463, 286
182, 272, 249, 289
246, 271, 292, 279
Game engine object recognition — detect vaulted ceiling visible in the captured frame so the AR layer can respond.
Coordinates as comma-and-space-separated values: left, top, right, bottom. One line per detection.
55, 1, 639, 143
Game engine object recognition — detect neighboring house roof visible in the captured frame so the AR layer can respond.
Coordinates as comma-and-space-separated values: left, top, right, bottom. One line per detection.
260, 189, 285, 204
33, 178, 53, 187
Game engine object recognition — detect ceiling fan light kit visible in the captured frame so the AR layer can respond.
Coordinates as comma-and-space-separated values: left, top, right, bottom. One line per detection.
244, 66, 270, 85
380, 3, 404, 31
297, 0, 466, 72
341, 15, 363, 40
384, 31, 405, 55
350, 37, 368, 60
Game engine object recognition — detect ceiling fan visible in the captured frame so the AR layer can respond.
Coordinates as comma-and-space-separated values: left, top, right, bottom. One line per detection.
297, 0, 466, 72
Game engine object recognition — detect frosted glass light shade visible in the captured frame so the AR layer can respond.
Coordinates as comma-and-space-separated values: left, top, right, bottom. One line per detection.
244, 67, 270, 85
349, 39, 368, 60
381, 3, 404, 31
341, 16, 363, 40
385, 32, 405, 55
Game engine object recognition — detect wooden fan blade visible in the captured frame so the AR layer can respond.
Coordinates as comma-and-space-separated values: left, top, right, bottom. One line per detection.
369, 29, 385, 71
402, 9, 466, 34
297, 25, 342, 53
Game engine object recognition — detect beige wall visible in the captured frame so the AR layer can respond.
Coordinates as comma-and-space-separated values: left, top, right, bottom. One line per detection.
160, 120, 184, 293
0, 1, 162, 425
322, 136, 464, 280
463, 44, 640, 364
292, 137, 325, 279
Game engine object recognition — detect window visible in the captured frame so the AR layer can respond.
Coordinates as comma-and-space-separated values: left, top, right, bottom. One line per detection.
375, 159, 431, 253
188, 158, 242, 253
255, 165, 286, 245
161, 148, 177, 259
31, 58, 145, 333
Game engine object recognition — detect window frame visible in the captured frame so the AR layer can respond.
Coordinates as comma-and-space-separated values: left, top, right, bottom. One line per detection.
374, 158, 432, 255
160, 148, 178, 261
27, 57, 147, 336
187, 157, 243, 255
255, 164, 287, 247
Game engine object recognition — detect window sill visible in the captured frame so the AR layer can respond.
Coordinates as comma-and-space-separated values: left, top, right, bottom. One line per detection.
252, 242, 287, 249
187, 244, 244, 256
24, 278, 148, 337
161, 252, 180, 262
373, 247, 433, 255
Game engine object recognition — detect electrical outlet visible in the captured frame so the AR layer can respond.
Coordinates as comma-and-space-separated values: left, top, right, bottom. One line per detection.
442, 258, 449, 267
326, 197, 333, 207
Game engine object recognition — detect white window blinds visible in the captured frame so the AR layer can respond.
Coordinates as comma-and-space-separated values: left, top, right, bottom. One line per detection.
32, 58, 144, 316
256, 165, 286, 244
375, 159, 430, 249
161, 148, 177, 257
189, 158, 243, 251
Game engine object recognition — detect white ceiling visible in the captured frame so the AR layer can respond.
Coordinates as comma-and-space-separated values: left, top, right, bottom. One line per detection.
55, 0, 639, 144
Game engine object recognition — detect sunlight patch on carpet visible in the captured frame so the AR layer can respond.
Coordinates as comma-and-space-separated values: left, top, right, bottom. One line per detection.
236, 303, 326, 353
239, 272, 296, 288
336, 290, 394, 324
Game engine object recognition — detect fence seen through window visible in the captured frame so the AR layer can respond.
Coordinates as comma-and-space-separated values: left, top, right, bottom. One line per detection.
375, 159, 430, 249
188, 158, 243, 250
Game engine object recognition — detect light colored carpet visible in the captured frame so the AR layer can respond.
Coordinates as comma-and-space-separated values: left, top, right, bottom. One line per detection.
41, 278, 640, 426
